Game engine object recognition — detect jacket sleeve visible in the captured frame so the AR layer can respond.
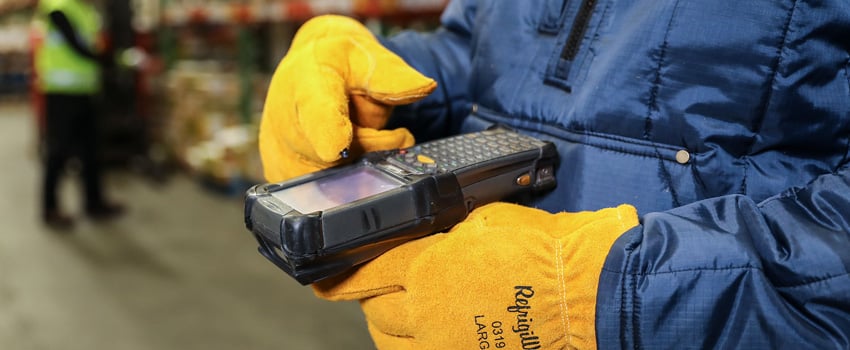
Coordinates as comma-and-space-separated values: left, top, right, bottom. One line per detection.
597, 164, 850, 349
379, 0, 475, 141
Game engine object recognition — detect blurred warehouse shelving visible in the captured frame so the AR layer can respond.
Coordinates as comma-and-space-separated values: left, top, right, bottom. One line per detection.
0, 0, 447, 194
0, 0, 36, 99
150, 0, 447, 194
158, 0, 446, 24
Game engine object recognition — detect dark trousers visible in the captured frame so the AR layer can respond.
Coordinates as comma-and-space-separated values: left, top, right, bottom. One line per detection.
42, 94, 105, 216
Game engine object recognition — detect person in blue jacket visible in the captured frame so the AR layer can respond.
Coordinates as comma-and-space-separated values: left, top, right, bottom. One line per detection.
259, 1, 850, 348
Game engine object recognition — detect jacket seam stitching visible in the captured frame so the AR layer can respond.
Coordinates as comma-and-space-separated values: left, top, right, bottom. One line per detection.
619, 247, 633, 350
602, 265, 849, 289
471, 106, 690, 161
587, 0, 613, 53
631, 263, 641, 350
757, 162, 849, 205
838, 56, 850, 172
644, 0, 681, 208
741, 0, 799, 195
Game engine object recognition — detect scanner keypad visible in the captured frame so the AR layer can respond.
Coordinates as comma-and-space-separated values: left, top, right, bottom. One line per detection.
388, 128, 545, 174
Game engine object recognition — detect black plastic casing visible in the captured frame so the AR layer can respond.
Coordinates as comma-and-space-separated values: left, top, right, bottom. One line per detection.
244, 128, 558, 284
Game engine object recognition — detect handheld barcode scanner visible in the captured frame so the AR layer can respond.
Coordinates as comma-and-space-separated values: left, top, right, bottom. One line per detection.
244, 126, 558, 284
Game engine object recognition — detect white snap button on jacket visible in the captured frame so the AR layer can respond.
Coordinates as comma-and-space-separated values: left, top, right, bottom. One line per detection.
676, 150, 690, 164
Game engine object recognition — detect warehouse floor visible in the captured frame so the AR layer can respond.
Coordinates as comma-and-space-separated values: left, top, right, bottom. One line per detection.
0, 101, 373, 350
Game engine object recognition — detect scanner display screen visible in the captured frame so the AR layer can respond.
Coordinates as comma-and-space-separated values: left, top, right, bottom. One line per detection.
270, 166, 403, 213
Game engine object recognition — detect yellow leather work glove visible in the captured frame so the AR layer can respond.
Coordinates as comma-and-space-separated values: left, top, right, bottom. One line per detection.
259, 15, 437, 182
314, 202, 639, 350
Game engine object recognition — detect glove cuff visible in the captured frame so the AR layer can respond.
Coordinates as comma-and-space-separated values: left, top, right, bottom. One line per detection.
557, 204, 638, 349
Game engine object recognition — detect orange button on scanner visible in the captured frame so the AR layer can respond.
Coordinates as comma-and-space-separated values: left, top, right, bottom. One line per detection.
417, 155, 436, 164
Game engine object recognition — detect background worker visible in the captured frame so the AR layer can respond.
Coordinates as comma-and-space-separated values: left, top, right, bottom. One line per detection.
259, 1, 850, 348
34, 0, 124, 230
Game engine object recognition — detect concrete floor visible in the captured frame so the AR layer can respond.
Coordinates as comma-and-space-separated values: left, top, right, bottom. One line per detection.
0, 102, 374, 349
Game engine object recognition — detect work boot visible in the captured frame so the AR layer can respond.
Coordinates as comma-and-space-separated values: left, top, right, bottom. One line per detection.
86, 202, 126, 221
44, 210, 74, 231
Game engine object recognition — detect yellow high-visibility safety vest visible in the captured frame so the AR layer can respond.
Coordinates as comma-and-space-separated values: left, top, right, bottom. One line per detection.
34, 0, 101, 94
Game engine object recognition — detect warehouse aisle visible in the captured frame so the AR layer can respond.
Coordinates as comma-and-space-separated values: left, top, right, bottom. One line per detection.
0, 102, 373, 350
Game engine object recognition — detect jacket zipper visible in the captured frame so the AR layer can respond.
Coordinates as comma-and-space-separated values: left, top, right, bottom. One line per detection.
561, 0, 598, 61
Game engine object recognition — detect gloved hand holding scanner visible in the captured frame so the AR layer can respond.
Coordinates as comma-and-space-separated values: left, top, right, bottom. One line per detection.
245, 127, 558, 284
245, 1, 850, 347
248, 14, 642, 349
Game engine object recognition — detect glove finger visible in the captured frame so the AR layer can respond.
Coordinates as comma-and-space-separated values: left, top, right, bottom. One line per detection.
462, 202, 573, 235
288, 56, 354, 164
298, 15, 436, 105
350, 94, 392, 129
549, 204, 639, 239
289, 15, 365, 48
360, 292, 415, 339
312, 232, 445, 300
261, 54, 353, 169
258, 112, 289, 182
344, 36, 437, 105
344, 126, 415, 159
287, 54, 419, 164
467, 202, 638, 240
366, 319, 415, 350
259, 109, 327, 182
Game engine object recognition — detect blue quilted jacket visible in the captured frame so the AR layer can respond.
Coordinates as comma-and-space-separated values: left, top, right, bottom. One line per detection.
383, 0, 850, 348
